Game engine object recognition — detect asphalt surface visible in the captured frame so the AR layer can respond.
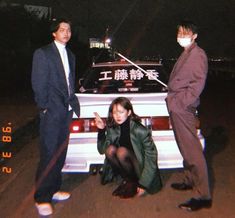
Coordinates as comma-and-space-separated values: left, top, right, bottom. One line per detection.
0, 78, 235, 218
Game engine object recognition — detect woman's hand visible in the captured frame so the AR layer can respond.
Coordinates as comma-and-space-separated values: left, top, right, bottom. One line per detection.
137, 187, 146, 197
94, 112, 105, 129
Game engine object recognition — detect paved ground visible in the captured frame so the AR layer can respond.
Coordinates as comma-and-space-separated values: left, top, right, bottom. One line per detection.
0, 79, 235, 218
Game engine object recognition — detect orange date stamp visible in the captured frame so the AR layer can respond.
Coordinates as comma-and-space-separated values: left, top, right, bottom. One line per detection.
1, 122, 12, 174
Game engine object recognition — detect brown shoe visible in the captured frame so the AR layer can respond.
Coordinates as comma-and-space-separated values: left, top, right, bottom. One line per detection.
112, 180, 127, 196
118, 181, 137, 199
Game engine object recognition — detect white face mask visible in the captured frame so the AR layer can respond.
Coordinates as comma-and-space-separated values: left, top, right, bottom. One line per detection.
177, 37, 192, 48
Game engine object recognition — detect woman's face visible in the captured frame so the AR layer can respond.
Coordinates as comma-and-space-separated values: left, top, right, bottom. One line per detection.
112, 104, 131, 125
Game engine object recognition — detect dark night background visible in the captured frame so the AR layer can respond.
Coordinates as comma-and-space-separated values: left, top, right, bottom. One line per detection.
0, 0, 235, 95
0, 2, 235, 216
36, 0, 235, 58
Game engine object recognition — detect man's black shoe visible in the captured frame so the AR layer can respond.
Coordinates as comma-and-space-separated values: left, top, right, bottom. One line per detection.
178, 198, 212, 211
171, 182, 193, 191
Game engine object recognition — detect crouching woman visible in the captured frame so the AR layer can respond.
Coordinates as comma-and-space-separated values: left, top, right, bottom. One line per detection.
94, 97, 162, 198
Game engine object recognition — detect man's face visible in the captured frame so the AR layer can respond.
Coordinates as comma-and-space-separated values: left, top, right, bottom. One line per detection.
53, 22, 71, 45
177, 26, 195, 38
177, 26, 197, 48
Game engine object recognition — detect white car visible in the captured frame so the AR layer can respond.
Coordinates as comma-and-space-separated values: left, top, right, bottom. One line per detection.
62, 60, 205, 172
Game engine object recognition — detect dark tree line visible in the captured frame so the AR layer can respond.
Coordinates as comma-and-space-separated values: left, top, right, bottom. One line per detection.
0, 5, 51, 85
0, 5, 95, 93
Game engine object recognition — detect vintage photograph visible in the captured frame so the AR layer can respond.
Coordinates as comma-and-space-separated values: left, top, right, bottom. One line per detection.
0, 0, 234, 217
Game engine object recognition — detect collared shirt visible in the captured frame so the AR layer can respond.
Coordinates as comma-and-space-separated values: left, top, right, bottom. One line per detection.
54, 40, 72, 110
54, 40, 70, 85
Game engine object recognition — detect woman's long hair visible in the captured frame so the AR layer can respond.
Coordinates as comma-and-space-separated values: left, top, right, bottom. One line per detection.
107, 97, 141, 127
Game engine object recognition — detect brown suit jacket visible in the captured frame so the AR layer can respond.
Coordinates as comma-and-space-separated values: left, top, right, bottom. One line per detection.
166, 43, 208, 113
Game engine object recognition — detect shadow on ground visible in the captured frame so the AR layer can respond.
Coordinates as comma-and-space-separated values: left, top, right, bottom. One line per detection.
204, 125, 229, 196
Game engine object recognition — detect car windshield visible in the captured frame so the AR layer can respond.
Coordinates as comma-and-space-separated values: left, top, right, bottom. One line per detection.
79, 61, 168, 94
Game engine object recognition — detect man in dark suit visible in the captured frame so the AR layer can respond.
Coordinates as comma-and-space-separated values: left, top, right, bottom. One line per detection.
166, 20, 212, 211
31, 18, 80, 216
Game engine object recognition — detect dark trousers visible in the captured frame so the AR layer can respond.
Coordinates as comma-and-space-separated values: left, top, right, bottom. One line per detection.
169, 109, 211, 199
34, 110, 73, 203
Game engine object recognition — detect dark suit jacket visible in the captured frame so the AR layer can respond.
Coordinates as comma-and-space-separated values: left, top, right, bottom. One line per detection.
166, 43, 208, 113
31, 42, 80, 118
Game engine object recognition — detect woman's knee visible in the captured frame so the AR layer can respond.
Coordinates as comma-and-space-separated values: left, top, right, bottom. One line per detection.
105, 145, 117, 158
116, 147, 129, 161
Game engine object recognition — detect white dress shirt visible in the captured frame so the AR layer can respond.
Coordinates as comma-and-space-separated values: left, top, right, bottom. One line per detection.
54, 40, 72, 110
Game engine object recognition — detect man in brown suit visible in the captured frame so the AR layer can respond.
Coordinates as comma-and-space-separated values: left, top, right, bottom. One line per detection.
166, 20, 212, 211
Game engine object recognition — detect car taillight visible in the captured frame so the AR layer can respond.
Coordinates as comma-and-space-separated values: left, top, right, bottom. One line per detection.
141, 117, 171, 130
145, 116, 200, 130
70, 119, 98, 133
151, 117, 172, 130
70, 120, 84, 132
195, 116, 200, 129
70, 116, 200, 133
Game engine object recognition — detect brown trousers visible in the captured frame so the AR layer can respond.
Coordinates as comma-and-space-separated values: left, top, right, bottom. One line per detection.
170, 109, 211, 199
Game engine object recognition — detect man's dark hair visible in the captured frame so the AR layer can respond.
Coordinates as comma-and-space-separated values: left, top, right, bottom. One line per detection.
177, 20, 198, 34
50, 18, 72, 33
